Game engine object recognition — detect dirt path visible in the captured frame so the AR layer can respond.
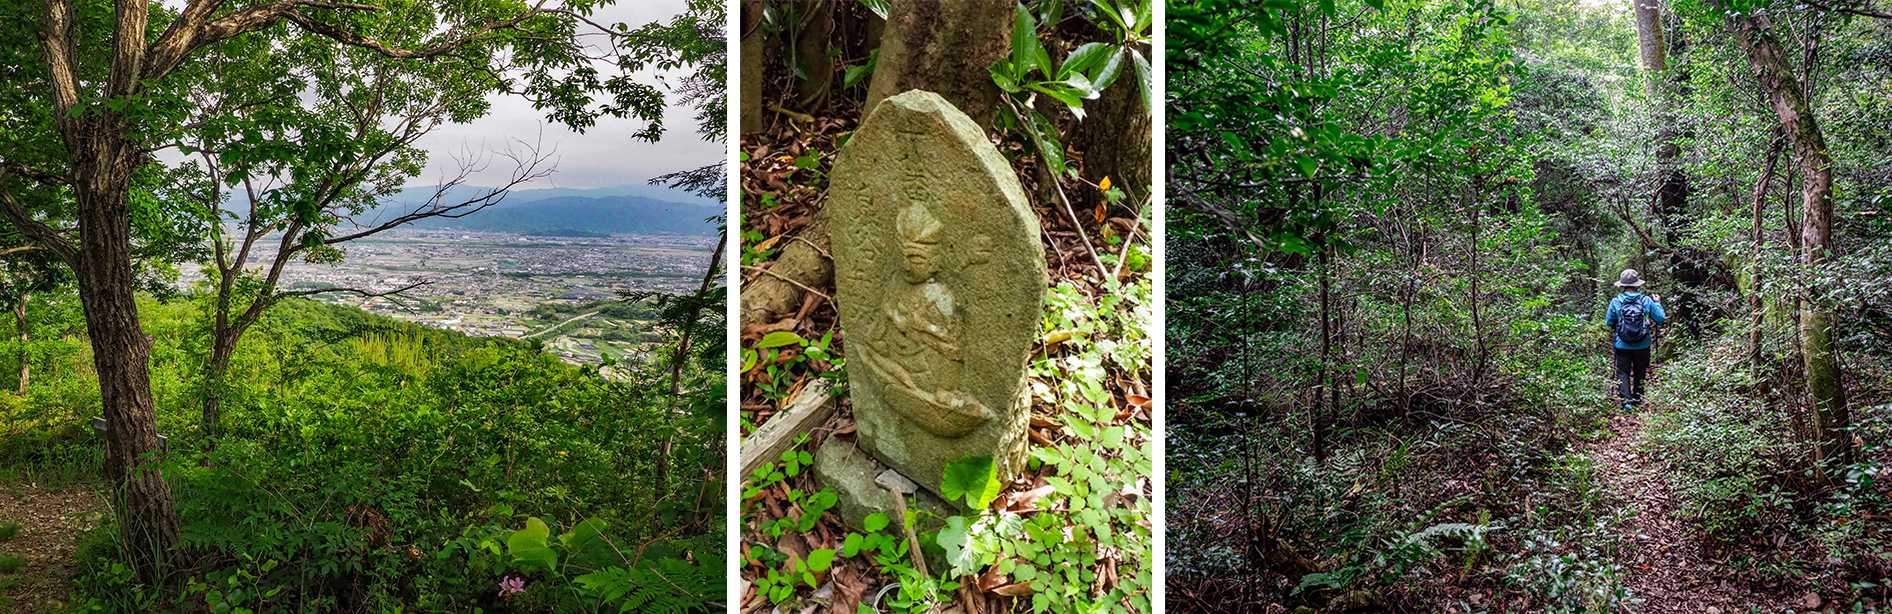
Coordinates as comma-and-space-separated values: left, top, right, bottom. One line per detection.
1593, 410, 1814, 613
0, 483, 105, 612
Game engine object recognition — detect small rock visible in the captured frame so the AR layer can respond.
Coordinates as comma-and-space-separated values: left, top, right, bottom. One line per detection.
1801, 592, 1823, 610
1706, 607, 1721, 614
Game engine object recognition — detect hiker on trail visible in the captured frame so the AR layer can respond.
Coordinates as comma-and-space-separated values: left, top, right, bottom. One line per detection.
1605, 269, 1665, 410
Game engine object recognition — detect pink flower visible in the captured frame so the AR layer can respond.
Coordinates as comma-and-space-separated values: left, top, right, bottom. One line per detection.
498, 575, 526, 598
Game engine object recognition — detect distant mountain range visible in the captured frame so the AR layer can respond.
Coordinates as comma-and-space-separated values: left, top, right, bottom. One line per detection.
363, 184, 722, 237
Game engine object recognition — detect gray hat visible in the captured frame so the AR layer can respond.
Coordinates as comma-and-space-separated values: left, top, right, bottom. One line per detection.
1613, 269, 1646, 287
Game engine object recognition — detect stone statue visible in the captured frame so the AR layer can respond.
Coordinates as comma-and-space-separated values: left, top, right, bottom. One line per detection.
816, 89, 1046, 519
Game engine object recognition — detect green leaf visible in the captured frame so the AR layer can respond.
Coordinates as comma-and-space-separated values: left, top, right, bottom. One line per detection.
864, 513, 890, 532
940, 455, 1002, 510
1063, 73, 1100, 100
989, 61, 1023, 93
1090, 45, 1126, 91
506, 517, 559, 572
758, 331, 804, 348
1032, 41, 1055, 80
558, 517, 609, 551
806, 548, 837, 572
1059, 43, 1111, 80
1027, 82, 1085, 110
1088, 0, 1130, 30
1027, 111, 1069, 175
857, 0, 891, 20
1011, 3, 1036, 70
1131, 48, 1152, 114
844, 49, 879, 89
937, 516, 978, 576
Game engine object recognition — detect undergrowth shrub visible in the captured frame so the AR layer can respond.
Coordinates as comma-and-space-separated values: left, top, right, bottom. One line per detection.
1640, 336, 1800, 540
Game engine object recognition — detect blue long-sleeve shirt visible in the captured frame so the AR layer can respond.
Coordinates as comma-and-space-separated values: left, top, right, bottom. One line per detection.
1605, 291, 1665, 350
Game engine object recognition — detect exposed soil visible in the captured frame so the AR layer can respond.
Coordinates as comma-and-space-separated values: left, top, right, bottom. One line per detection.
0, 483, 105, 613
1591, 378, 1830, 614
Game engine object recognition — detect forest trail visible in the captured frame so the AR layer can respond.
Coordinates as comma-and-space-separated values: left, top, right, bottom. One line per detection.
0, 483, 102, 612
1592, 403, 1808, 613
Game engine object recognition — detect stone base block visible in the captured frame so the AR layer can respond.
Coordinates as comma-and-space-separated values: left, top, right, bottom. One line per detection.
813, 436, 955, 533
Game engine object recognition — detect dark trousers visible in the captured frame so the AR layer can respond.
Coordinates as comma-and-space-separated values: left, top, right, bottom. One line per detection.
1614, 347, 1651, 403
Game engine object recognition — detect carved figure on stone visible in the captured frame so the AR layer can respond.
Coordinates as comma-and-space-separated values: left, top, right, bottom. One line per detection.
856, 202, 988, 437
826, 89, 1043, 505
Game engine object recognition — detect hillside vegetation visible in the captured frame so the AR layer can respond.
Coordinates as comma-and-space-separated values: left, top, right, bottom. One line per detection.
0, 297, 722, 612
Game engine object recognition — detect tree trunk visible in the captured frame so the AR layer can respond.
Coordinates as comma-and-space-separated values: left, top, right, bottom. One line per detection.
15, 293, 27, 394
69, 116, 180, 577
203, 325, 241, 436
740, 0, 765, 134
659, 232, 727, 508
1632, 0, 1668, 87
792, 0, 835, 112
1469, 184, 1488, 383
1314, 246, 1330, 462
1729, 13, 1852, 472
1084, 79, 1151, 201
1637, 4, 1709, 336
864, 0, 1012, 126
1749, 136, 1784, 372
1080, 41, 1151, 203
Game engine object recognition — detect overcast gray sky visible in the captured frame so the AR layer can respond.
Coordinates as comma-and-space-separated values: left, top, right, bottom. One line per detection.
413, 1, 722, 190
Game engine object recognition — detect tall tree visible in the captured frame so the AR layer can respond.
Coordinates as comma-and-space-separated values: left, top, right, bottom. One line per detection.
1724, 8, 1852, 473
0, 0, 669, 578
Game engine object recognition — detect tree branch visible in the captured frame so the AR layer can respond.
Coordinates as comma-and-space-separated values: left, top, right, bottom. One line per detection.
281, 2, 552, 60
0, 186, 77, 265
322, 137, 553, 245
273, 280, 428, 302
146, 0, 384, 80
108, 0, 152, 99
1608, 196, 1740, 288
1799, 0, 1892, 19
0, 161, 69, 187
39, 0, 82, 115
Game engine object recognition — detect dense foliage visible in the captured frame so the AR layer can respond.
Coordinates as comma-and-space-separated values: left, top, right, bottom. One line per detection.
1, 297, 722, 612
1169, 0, 1892, 610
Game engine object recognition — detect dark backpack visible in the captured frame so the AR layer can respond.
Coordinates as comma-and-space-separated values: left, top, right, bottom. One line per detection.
1617, 295, 1650, 344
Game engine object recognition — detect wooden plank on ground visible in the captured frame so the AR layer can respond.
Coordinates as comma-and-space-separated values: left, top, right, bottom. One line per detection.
740, 378, 837, 478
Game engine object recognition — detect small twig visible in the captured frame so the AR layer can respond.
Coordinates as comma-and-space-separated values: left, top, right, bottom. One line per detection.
1799, 0, 1892, 19
741, 264, 834, 303
791, 235, 832, 261
1003, 96, 1107, 277
1046, 164, 1109, 277
1110, 194, 1152, 281
769, 104, 816, 124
